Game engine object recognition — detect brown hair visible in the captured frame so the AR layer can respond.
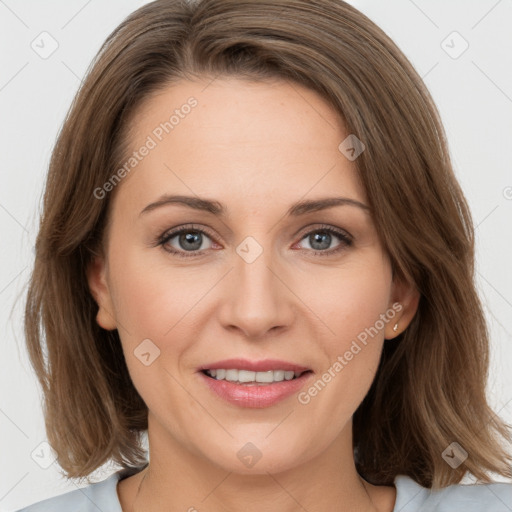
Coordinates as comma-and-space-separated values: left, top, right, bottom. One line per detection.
24, 0, 512, 488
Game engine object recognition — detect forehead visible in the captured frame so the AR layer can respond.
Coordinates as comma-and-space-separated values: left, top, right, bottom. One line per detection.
113, 78, 368, 215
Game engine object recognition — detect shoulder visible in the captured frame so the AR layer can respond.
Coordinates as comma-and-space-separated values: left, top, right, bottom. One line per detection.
13, 466, 144, 512
394, 474, 512, 511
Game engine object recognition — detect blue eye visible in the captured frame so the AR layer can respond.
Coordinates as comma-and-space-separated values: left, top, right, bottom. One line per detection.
157, 224, 352, 258
158, 224, 215, 257
296, 226, 352, 255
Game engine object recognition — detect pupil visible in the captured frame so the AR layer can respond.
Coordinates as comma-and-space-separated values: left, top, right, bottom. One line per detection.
180, 232, 202, 251
310, 232, 331, 250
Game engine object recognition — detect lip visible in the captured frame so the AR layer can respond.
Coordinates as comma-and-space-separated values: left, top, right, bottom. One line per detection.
197, 358, 311, 373
199, 371, 313, 408
197, 359, 314, 408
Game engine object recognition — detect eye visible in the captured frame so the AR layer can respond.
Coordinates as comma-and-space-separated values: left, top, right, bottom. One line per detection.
294, 225, 353, 256
158, 224, 217, 258
157, 223, 353, 258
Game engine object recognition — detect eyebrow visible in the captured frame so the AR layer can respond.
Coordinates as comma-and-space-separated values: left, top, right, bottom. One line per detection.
139, 194, 371, 217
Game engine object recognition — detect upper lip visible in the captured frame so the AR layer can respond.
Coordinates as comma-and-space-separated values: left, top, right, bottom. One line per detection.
198, 358, 312, 373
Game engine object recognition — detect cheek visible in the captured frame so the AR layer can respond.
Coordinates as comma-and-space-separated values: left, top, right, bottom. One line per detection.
107, 243, 225, 403
107, 247, 202, 415
298, 259, 391, 413
108, 243, 207, 337
304, 256, 392, 347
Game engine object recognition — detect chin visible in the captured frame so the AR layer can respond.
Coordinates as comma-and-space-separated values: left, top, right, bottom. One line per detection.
198, 437, 313, 476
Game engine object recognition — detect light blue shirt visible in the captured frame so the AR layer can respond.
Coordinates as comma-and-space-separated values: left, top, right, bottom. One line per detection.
14, 466, 512, 511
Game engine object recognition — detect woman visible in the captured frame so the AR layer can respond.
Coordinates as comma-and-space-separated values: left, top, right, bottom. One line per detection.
17, 0, 512, 510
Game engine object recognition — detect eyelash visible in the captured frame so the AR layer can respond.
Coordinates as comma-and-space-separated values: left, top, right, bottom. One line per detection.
156, 223, 353, 259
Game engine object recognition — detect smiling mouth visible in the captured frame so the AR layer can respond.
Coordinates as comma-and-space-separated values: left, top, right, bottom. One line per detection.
201, 368, 313, 385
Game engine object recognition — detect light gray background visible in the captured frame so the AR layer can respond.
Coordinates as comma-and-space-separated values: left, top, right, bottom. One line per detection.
1, 0, 511, 510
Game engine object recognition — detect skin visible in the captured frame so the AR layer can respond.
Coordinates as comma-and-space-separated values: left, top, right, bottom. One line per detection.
88, 77, 419, 512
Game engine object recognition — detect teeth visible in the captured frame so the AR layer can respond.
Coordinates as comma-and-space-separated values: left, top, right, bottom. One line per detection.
225, 369, 238, 381
238, 370, 256, 383
272, 370, 285, 382
205, 368, 305, 383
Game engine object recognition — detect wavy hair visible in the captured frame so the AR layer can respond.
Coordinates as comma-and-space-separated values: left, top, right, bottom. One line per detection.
24, 0, 512, 488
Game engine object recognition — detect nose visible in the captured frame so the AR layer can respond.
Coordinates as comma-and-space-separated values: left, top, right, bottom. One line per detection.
217, 243, 295, 340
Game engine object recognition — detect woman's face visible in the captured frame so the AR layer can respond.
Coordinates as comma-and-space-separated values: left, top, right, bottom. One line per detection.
89, 77, 416, 475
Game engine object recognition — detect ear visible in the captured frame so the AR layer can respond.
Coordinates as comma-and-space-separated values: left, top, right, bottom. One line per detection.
384, 276, 420, 340
86, 252, 117, 331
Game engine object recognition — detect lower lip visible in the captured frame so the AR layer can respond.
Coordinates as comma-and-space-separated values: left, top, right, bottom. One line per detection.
198, 371, 314, 408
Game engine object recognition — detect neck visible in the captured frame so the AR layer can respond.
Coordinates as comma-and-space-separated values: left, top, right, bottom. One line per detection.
124, 414, 390, 512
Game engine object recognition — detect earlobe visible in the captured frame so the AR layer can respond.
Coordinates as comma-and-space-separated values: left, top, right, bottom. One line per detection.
385, 278, 420, 340
86, 254, 117, 331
